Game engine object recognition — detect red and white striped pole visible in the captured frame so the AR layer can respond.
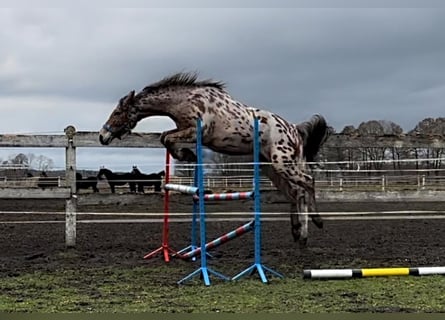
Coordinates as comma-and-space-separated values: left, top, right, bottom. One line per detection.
180, 220, 254, 260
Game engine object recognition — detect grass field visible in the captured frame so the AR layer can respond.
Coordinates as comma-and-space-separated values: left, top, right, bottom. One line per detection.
1, 198, 445, 313
1, 264, 444, 313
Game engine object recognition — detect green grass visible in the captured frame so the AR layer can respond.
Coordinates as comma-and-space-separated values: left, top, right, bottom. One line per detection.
1, 266, 444, 313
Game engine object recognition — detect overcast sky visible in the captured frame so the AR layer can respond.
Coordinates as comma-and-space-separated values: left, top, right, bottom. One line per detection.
1, 6, 445, 171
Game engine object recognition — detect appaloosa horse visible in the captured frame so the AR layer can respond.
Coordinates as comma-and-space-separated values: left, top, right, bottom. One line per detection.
99, 72, 330, 246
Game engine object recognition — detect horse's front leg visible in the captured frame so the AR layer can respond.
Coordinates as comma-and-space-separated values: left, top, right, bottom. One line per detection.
160, 127, 197, 162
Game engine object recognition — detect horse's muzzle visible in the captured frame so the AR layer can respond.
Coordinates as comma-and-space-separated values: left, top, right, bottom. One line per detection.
99, 135, 108, 145
99, 128, 112, 145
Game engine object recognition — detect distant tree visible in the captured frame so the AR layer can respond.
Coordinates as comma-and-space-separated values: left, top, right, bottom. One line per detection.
356, 120, 403, 172
33, 155, 54, 171
408, 117, 445, 173
379, 120, 403, 135
341, 125, 357, 135
356, 120, 385, 171
379, 120, 404, 172
9, 153, 29, 166
27, 153, 36, 168
410, 117, 445, 136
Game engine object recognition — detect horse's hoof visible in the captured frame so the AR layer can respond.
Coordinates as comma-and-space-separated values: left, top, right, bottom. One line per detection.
299, 238, 308, 248
291, 222, 302, 242
291, 229, 300, 242
180, 148, 197, 162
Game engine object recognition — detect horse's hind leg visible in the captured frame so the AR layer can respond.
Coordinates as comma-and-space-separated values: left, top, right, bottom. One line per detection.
290, 190, 309, 247
267, 147, 323, 245
297, 174, 323, 229
160, 127, 197, 162
263, 164, 309, 246
307, 180, 323, 228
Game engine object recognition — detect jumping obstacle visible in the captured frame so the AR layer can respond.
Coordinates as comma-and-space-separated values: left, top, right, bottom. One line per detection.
180, 220, 254, 260
175, 168, 200, 259
192, 191, 253, 201
160, 117, 281, 285
143, 152, 180, 262
178, 118, 230, 285
303, 266, 445, 279
164, 183, 198, 195
231, 117, 283, 283
188, 190, 253, 257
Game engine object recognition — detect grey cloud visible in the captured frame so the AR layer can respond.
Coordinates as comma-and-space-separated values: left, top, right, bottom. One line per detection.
1, 8, 445, 169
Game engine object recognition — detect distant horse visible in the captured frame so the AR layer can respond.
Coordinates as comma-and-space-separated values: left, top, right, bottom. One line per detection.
131, 166, 165, 192
76, 172, 99, 193
99, 72, 330, 245
37, 171, 59, 189
97, 168, 136, 193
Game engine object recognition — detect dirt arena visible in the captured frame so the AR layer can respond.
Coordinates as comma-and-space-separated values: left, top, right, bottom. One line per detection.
1, 193, 445, 280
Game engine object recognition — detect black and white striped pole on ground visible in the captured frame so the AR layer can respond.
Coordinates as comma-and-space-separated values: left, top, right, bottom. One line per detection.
303, 267, 445, 279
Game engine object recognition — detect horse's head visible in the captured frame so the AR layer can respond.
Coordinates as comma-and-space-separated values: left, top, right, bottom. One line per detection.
99, 90, 139, 145
97, 168, 109, 179
131, 166, 141, 175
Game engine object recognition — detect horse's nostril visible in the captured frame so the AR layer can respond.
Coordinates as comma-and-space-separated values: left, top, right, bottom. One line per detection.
99, 135, 108, 145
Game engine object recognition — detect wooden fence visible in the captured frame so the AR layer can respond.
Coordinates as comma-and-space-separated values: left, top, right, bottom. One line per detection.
0, 126, 164, 247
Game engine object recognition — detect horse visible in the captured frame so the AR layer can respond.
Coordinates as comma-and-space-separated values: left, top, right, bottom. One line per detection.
99, 72, 330, 246
131, 166, 165, 192
97, 168, 136, 193
76, 172, 99, 193
37, 171, 59, 189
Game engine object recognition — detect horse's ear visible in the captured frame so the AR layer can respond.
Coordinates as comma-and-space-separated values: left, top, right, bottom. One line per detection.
123, 90, 135, 104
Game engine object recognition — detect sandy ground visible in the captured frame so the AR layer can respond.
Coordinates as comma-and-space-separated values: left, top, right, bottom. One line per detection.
1, 193, 445, 279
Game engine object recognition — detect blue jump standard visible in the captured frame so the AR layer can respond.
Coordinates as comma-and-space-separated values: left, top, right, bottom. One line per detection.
177, 118, 229, 286
176, 162, 212, 262
232, 117, 283, 283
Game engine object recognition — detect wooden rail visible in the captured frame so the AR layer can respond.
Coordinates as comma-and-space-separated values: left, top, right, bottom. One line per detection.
2, 130, 445, 149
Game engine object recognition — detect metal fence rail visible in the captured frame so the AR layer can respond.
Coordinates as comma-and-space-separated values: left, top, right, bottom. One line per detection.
1, 173, 445, 192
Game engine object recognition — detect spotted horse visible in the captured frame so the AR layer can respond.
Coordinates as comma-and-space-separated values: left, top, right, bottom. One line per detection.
99, 72, 330, 246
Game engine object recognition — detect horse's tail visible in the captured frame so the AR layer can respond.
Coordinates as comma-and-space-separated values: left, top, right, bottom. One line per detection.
296, 114, 331, 163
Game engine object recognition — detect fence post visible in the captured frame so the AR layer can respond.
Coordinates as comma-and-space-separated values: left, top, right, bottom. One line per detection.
65, 125, 77, 248
339, 178, 343, 192
381, 175, 386, 192
422, 175, 426, 190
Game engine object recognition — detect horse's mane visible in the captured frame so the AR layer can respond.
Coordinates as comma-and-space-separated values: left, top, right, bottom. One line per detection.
142, 72, 226, 93
296, 114, 331, 163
